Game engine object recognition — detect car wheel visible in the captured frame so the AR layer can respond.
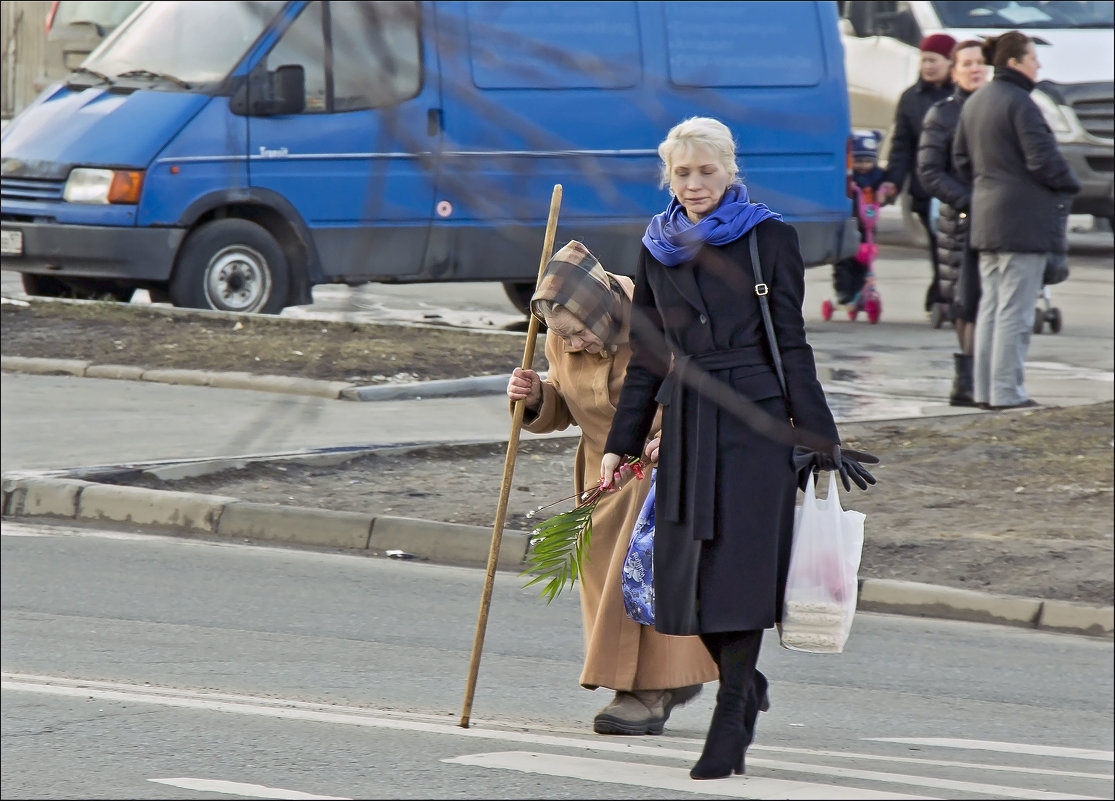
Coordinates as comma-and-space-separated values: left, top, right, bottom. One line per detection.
170, 219, 289, 314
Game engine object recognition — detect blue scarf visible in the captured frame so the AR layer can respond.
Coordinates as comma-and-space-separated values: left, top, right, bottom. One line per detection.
642, 184, 782, 266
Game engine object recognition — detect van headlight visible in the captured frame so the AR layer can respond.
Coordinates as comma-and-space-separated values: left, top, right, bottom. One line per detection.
63, 168, 145, 204
1031, 90, 1078, 144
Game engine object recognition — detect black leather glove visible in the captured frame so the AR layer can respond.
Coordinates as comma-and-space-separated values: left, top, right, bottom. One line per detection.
792, 444, 879, 492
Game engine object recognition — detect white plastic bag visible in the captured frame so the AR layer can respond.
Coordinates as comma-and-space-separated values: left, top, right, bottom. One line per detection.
780, 471, 866, 654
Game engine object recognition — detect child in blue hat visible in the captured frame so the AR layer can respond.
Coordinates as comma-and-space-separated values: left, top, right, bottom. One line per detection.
832, 129, 887, 305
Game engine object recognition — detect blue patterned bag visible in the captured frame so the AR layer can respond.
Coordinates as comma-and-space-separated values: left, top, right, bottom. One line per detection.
621, 469, 656, 625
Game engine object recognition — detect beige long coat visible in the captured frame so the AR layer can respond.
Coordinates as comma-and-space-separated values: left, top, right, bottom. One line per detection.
519, 276, 717, 692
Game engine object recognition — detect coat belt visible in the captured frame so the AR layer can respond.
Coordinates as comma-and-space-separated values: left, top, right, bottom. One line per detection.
656, 345, 770, 540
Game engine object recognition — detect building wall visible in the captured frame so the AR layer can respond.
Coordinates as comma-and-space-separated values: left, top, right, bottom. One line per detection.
1, 1, 50, 120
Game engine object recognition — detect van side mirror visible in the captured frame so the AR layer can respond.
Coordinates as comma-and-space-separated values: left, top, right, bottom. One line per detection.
230, 64, 305, 116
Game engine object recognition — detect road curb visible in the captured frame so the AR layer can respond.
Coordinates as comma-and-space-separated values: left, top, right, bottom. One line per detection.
2, 475, 531, 571
2, 475, 1110, 638
1, 355, 506, 401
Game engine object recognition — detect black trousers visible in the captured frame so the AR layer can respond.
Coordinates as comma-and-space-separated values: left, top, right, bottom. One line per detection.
918, 209, 942, 310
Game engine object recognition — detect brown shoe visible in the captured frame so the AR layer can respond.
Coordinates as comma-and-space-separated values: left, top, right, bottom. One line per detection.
593, 690, 667, 735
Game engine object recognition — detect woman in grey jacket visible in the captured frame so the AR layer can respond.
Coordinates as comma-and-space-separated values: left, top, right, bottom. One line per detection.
916, 39, 987, 406
953, 31, 1080, 410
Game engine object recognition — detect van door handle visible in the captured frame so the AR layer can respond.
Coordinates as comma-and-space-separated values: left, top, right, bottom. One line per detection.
427, 108, 442, 136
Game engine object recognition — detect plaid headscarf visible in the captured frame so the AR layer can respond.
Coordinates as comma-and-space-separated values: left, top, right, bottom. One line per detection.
530, 240, 627, 347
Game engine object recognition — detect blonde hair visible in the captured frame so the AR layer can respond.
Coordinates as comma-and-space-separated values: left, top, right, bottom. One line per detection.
657, 116, 740, 189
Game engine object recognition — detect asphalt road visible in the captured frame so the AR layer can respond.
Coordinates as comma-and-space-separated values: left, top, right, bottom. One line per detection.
3, 519, 1112, 800
1, 209, 1112, 799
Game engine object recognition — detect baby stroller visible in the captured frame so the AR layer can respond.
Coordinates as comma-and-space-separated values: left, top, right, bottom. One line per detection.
1033, 251, 1067, 334
822, 183, 882, 324
1033, 286, 1063, 333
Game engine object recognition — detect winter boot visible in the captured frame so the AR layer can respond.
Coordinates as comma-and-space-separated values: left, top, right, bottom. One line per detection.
950, 353, 976, 407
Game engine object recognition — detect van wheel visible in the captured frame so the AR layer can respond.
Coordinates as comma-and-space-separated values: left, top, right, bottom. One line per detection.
21, 274, 135, 302
21, 274, 71, 298
502, 281, 535, 316
170, 219, 289, 314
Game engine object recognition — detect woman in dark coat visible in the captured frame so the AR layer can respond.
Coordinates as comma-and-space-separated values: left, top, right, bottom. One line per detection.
879, 33, 956, 313
916, 39, 987, 406
954, 31, 1080, 409
599, 117, 877, 780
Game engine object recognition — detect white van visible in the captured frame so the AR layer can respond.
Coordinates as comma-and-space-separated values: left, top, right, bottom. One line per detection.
838, 0, 1114, 235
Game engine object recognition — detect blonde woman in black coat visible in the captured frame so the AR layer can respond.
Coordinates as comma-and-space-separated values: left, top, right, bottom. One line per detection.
599, 117, 877, 781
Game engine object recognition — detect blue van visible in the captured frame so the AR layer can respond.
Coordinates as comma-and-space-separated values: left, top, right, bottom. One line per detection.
1, 0, 857, 314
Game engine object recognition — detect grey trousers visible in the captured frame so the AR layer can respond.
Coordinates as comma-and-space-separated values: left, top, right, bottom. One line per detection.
973, 251, 1045, 407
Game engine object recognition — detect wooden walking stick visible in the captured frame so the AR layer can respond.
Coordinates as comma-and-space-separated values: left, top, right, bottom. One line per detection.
459, 184, 562, 728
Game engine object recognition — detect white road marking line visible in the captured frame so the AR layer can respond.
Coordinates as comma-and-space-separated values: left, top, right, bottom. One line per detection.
4, 673, 1110, 799
866, 739, 1113, 762
766, 743, 1111, 781
150, 778, 349, 799
4, 672, 1107, 780
1, 521, 272, 550
743, 756, 1105, 800
444, 751, 934, 799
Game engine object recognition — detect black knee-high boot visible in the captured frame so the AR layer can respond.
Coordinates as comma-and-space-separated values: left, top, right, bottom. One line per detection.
691, 630, 763, 780
747, 669, 770, 742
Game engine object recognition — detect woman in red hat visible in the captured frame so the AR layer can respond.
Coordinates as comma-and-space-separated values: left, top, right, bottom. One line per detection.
879, 32, 957, 314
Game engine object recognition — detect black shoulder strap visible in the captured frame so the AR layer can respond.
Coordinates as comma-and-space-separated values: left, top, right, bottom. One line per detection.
749, 231, 788, 400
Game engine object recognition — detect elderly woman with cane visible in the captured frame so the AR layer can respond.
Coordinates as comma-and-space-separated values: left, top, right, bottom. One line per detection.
506, 240, 718, 736
600, 117, 877, 780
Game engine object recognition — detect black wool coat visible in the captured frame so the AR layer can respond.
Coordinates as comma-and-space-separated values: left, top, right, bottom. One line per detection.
884, 78, 955, 214
917, 88, 974, 303
604, 218, 840, 636
954, 67, 1080, 254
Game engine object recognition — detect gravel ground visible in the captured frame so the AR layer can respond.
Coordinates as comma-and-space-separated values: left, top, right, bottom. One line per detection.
4, 297, 1113, 607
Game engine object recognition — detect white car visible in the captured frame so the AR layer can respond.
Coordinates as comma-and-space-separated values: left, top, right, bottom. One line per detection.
838, 0, 1114, 240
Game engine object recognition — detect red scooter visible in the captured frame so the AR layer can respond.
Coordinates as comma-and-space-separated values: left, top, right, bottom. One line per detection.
822, 183, 883, 324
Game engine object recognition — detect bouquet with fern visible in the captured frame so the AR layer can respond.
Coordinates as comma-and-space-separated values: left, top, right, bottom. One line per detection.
521, 456, 645, 603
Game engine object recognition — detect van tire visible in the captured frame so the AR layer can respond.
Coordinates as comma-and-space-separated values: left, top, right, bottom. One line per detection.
170, 219, 290, 314
22, 274, 135, 302
502, 281, 535, 316
21, 274, 71, 298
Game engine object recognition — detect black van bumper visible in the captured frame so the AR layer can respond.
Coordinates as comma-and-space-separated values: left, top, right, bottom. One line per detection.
0, 221, 185, 280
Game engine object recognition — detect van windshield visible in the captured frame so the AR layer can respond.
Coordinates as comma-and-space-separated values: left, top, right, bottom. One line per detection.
84, 0, 286, 86
932, 1, 1114, 29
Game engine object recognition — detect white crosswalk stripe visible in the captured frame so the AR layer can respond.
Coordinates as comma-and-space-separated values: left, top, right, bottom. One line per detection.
4, 672, 1112, 799
445, 752, 934, 799
865, 738, 1113, 762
